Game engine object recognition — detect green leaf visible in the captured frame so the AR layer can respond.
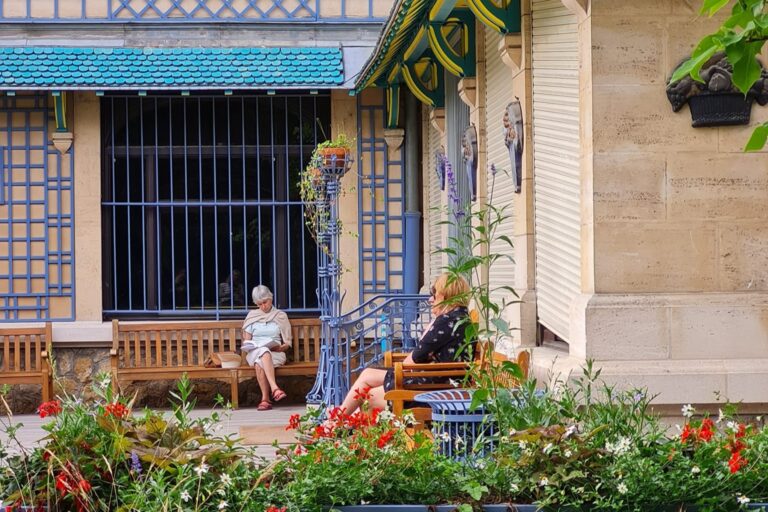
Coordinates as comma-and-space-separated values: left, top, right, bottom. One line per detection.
700, 0, 731, 16
500, 361, 525, 381
491, 317, 511, 335
670, 46, 718, 84
729, 41, 763, 93
745, 123, 768, 151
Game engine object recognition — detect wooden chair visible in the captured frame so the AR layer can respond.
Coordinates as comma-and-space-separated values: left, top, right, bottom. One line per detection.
0, 323, 54, 403
383, 344, 530, 422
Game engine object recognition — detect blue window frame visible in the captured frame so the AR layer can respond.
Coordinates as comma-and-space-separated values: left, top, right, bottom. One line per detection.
101, 93, 329, 319
0, 147, 4, 204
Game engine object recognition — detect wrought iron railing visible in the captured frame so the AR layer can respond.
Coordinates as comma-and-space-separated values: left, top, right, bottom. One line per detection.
307, 293, 432, 407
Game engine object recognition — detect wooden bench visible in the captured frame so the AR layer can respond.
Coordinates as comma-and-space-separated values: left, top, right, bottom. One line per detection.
383, 344, 530, 422
110, 318, 321, 409
0, 323, 54, 403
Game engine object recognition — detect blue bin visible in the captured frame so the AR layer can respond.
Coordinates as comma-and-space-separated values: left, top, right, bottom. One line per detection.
414, 389, 495, 459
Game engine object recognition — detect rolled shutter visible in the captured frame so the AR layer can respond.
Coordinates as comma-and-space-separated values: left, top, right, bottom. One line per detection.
484, 26, 517, 307
531, 0, 581, 341
426, 109, 444, 283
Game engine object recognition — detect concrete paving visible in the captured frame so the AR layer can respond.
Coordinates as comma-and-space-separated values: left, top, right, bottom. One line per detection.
0, 404, 306, 460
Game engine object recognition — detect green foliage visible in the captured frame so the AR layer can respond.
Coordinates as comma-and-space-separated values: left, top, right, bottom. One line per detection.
671, 0, 768, 150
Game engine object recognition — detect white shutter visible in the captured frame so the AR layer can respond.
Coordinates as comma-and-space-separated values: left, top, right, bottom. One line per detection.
531, 0, 581, 341
426, 110, 444, 284
484, 26, 517, 306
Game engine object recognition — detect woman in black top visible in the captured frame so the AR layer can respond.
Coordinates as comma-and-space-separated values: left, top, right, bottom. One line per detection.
339, 272, 472, 415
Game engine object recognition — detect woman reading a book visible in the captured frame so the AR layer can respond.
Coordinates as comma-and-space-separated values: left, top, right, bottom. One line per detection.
339, 272, 472, 415
242, 285, 293, 411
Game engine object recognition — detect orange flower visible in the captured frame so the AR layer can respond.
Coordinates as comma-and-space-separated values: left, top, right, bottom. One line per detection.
37, 400, 62, 418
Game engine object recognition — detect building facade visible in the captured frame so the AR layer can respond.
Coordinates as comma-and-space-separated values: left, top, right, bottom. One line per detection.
358, 0, 768, 410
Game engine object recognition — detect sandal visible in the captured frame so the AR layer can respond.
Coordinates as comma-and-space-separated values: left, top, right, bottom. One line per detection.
271, 388, 288, 402
256, 400, 272, 411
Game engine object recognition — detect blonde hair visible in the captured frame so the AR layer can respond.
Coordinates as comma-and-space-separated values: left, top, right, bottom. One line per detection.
433, 273, 470, 308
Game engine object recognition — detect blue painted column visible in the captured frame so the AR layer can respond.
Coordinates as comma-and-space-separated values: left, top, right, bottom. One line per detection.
403, 91, 421, 295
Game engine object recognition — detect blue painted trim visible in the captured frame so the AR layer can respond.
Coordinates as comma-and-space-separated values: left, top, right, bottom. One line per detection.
0, 0, 385, 22
0, 148, 4, 205
0, 94, 75, 322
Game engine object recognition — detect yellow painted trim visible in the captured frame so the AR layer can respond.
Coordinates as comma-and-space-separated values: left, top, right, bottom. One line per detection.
467, 0, 504, 31
387, 62, 402, 83
402, 64, 435, 106
429, 0, 449, 20
403, 26, 427, 63
427, 24, 463, 76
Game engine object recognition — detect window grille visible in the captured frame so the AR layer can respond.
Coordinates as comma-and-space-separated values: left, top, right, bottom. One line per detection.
101, 93, 328, 319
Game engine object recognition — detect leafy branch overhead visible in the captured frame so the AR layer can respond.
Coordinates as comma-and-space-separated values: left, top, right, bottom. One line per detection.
671, 0, 768, 150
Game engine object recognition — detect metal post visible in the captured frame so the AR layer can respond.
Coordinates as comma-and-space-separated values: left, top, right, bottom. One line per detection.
306, 154, 350, 408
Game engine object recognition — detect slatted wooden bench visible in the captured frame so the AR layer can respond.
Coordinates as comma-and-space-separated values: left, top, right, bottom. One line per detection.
110, 318, 321, 409
0, 323, 54, 403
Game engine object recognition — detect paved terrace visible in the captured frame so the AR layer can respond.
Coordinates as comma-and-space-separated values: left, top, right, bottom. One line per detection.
0, 404, 305, 460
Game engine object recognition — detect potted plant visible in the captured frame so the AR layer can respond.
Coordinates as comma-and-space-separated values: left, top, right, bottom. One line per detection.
313, 133, 354, 173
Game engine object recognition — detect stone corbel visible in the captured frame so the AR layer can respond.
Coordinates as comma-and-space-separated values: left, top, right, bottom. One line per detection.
498, 33, 523, 72
561, 0, 588, 19
52, 132, 74, 154
458, 77, 477, 109
430, 107, 446, 134
383, 128, 405, 160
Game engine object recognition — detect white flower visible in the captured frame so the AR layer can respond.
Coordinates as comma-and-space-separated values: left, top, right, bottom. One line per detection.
180, 491, 191, 503
518, 440, 527, 450
605, 436, 632, 456
757, 416, 763, 423
542, 443, 555, 455
564, 425, 578, 439
538, 477, 549, 487
617, 482, 628, 495
454, 436, 466, 450
194, 463, 209, 476
360, 500, 370, 505
449, 378, 460, 388
500, 436, 509, 443
439, 431, 451, 442
510, 483, 519, 493
564, 449, 573, 458
727, 420, 738, 432
717, 409, 725, 424
217, 500, 228, 510
393, 420, 403, 429
691, 466, 701, 474
216, 489, 226, 496
402, 411, 416, 425
681, 404, 695, 418
377, 410, 394, 423
220, 474, 233, 487
473, 459, 487, 470
737, 494, 751, 505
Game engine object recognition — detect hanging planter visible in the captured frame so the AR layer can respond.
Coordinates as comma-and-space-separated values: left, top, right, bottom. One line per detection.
667, 51, 768, 128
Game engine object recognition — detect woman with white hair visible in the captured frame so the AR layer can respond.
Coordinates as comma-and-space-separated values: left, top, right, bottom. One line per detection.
241, 285, 293, 411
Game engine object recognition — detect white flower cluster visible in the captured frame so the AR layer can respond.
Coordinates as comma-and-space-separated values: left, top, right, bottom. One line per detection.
681, 404, 695, 419
604, 436, 632, 456
737, 494, 751, 505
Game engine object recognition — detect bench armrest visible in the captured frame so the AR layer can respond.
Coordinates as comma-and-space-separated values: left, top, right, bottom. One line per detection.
383, 351, 410, 367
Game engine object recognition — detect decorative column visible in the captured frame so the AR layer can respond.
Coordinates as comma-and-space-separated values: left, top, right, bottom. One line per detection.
305, 152, 351, 409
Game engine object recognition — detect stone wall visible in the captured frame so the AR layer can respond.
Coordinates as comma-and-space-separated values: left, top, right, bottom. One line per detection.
567, 0, 768, 405
2, 347, 313, 414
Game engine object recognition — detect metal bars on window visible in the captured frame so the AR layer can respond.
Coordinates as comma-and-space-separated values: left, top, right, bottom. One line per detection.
101, 93, 327, 319
0, 94, 75, 321
0, 0, 384, 22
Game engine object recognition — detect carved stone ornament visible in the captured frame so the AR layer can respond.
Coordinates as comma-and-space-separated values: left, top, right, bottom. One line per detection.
458, 77, 477, 109
430, 107, 446, 134
462, 125, 478, 201
52, 131, 73, 154
498, 33, 523, 72
667, 51, 768, 127
503, 100, 524, 194
435, 146, 447, 191
383, 128, 405, 160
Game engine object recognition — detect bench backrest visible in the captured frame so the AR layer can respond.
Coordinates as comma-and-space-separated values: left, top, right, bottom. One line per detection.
111, 318, 321, 369
0, 323, 51, 373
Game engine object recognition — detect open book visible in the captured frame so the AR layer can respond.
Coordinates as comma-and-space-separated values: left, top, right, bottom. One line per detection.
241, 339, 280, 353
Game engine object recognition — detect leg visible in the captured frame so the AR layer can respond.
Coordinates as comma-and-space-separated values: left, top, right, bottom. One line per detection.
259, 352, 280, 392
340, 368, 388, 415
253, 364, 271, 404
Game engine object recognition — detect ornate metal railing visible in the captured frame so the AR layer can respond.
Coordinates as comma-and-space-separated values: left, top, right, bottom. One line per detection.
0, 0, 385, 22
306, 293, 432, 407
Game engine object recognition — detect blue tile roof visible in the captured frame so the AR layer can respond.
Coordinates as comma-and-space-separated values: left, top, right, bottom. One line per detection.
0, 47, 344, 89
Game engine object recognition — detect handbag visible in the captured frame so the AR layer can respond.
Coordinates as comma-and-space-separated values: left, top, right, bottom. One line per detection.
203, 351, 240, 368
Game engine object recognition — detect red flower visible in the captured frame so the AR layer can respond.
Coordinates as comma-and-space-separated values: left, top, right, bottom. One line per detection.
78, 479, 92, 493
377, 429, 396, 449
728, 451, 747, 473
680, 424, 695, 443
353, 386, 372, 401
37, 400, 62, 418
313, 424, 332, 438
265, 506, 286, 512
736, 423, 747, 439
104, 402, 129, 419
286, 414, 301, 431
698, 418, 714, 442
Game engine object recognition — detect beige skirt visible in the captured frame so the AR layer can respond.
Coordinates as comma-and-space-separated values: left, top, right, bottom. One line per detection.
246, 347, 287, 369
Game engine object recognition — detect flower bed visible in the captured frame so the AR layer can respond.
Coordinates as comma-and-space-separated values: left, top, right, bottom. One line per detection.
2, 371, 768, 512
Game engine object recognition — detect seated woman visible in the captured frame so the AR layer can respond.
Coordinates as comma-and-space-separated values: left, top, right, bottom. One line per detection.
339, 272, 473, 415
242, 285, 292, 411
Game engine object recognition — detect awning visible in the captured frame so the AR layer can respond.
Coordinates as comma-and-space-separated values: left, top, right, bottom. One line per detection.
0, 47, 344, 90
